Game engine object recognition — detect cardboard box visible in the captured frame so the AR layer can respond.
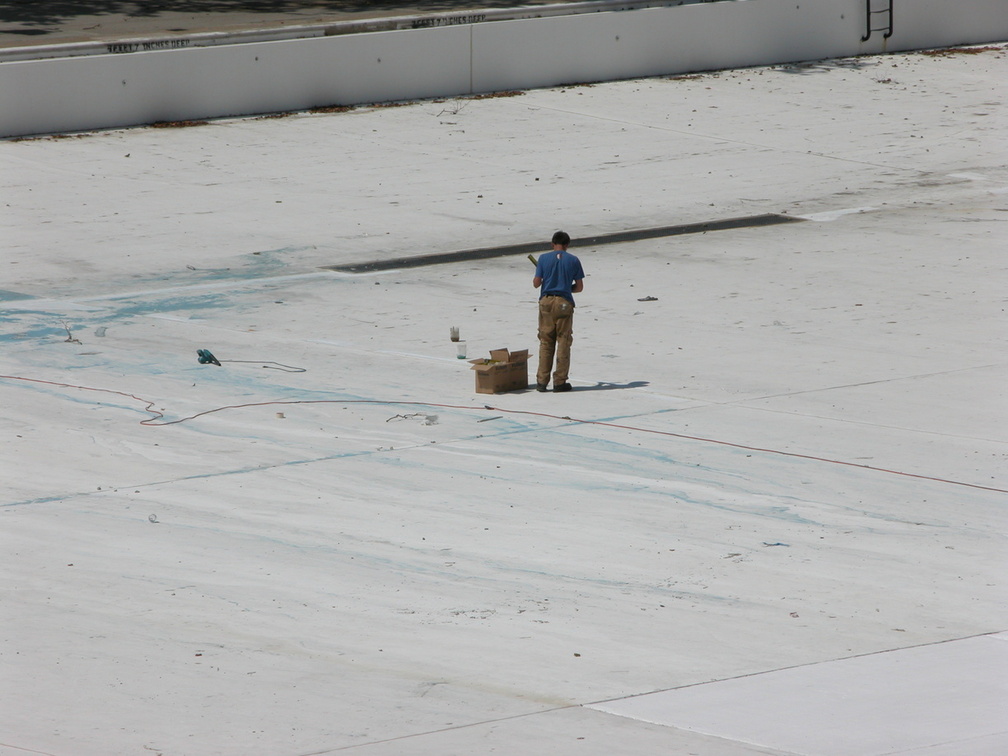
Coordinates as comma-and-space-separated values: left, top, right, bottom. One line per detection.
469, 348, 530, 394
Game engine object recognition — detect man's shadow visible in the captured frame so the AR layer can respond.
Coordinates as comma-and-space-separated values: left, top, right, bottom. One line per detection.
569, 380, 649, 392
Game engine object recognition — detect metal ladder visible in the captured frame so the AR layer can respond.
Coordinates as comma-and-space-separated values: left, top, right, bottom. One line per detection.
862, 0, 894, 41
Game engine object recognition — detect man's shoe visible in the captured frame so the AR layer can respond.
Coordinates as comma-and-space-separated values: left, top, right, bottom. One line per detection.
536, 383, 548, 392
553, 382, 572, 393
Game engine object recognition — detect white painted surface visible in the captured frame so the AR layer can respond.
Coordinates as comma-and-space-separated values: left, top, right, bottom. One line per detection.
2, 0, 1008, 137
1, 43, 1006, 756
590, 633, 1008, 755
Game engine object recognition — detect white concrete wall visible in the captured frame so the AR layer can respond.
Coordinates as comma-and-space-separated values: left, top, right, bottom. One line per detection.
0, 26, 473, 138
471, 0, 1008, 92
2, 0, 1006, 138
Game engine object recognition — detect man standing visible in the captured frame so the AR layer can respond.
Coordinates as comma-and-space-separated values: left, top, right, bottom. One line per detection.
533, 231, 585, 392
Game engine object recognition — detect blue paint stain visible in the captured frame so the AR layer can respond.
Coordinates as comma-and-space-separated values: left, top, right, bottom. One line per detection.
172, 246, 312, 283
0, 290, 34, 302
0, 291, 237, 347
102, 293, 234, 319
2, 248, 341, 348
0, 325, 68, 343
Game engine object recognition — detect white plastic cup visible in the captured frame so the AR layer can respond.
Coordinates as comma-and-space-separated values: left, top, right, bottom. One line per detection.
456, 341, 467, 359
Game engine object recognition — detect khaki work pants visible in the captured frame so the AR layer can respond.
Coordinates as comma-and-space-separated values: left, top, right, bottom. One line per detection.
537, 295, 574, 386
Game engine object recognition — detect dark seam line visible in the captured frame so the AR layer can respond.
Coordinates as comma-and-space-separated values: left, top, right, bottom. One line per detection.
322, 212, 803, 273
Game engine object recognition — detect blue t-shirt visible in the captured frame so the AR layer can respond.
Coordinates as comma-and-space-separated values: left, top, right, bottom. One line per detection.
536, 250, 585, 305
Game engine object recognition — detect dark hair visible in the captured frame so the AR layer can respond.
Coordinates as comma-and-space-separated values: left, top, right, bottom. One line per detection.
552, 231, 570, 246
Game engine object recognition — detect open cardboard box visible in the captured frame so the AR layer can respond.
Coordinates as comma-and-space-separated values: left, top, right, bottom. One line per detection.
469, 348, 530, 394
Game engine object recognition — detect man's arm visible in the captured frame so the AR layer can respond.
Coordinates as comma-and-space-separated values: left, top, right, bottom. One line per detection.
533, 275, 543, 289
572, 279, 584, 293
